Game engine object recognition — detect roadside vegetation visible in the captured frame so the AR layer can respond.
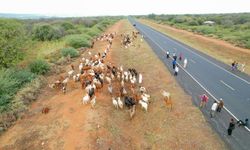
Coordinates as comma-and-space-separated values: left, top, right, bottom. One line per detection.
0, 16, 120, 132
141, 13, 250, 49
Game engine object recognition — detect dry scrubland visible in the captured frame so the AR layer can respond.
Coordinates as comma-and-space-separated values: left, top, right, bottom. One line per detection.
139, 19, 250, 75
0, 20, 226, 150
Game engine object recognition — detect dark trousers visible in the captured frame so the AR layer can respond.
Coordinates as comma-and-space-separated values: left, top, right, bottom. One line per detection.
227, 128, 233, 135
174, 72, 178, 76
173, 64, 176, 69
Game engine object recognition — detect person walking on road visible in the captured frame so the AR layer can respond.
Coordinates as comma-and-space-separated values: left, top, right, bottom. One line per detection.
173, 53, 177, 61
166, 51, 170, 59
183, 58, 188, 68
210, 101, 218, 118
172, 59, 177, 69
227, 118, 236, 136
199, 94, 209, 108
217, 98, 224, 112
174, 65, 179, 76
179, 52, 183, 61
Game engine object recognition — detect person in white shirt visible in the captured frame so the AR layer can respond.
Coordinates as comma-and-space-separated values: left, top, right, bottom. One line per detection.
210, 101, 218, 118
183, 58, 188, 68
174, 65, 179, 76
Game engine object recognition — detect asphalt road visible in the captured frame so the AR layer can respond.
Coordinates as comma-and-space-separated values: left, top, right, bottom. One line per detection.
129, 18, 250, 150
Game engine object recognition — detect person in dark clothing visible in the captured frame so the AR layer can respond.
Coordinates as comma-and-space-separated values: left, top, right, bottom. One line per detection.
172, 60, 177, 69
173, 55, 177, 61
227, 118, 235, 136
237, 118, 249, 127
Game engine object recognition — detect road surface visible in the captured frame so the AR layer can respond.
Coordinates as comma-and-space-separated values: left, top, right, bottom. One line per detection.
129, 18, 250, 150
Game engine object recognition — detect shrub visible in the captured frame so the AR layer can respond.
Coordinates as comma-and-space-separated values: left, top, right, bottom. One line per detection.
61, 22, 75, 30
32, 24, 64, 41
29, 59, 50, 75
0, 69, 19, 112
66, 35, 90, 48
10, 69, 36, 88
86, 28, 101, 37
61, 47, 79, 58
0, 19, 26, 68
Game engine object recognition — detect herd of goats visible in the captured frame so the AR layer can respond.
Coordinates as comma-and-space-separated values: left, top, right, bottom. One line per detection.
48, 31, 172, 119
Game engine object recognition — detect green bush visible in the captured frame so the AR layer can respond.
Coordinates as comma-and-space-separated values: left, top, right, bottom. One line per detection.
29, 59, 50, 75
86, 28, 101, 37
0, 68, 36, 112
66, 35, 90, 48
0, 19, 26, 68
32, 24, 64, 41
61, 47, 79, 58
61, 22, 75, 30
10, 69, 36, 88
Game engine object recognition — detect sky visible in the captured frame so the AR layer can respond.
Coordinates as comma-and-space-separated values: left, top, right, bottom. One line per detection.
0, 0, 250, 17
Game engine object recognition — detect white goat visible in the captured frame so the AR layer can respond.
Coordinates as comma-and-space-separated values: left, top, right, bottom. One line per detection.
139, 86, 146, 93
68, 70, 74, 78
62, 77, 69, 86
79, 63, 83, 71
139, 100, 148, 112
161, 90, 171, 100
141, 93, 151, 103
117, 97, 123, 109
82, 94, 90, 104
138, 73, 142, 84
112, 97, 118, 109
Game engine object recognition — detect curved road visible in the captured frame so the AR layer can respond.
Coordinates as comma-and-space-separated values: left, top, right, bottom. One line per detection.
129, 18, 250, 150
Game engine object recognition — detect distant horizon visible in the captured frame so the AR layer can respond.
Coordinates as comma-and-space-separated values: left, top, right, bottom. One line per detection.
1, 0, 250, 18
1, 12, 250, 19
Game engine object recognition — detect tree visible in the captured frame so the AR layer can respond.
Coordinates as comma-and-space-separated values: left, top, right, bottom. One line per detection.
32, 24, 63, 41
0, 19, 26, 68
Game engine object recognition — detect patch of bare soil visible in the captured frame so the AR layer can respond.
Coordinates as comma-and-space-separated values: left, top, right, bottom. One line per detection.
140, 19, 250, 75
0, 20, 226, 150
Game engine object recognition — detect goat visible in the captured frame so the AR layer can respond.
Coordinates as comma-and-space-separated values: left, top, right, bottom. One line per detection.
139, 86, 146, 94
90, 96, 96, 108
161, 90, 173, 110
42, 107, 50, 114
124, 96, 136, 109
68, 70, 74, 78
62, 86, 66, 94
130, 105, 136, 119
138, 73, 142, 84
117, 97, 123, 109
83, 94, 90, 104
105, 76, 112, 84
62, 77, 69, 86
139, 100, 148, 112
108, 84, 113, 95
112, 97, 118, 109
79, 63, 83, 72
73, 73, 80, 82
141, 93, 151, 103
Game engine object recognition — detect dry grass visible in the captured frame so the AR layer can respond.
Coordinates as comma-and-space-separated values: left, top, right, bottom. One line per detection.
139, 19, 250, 75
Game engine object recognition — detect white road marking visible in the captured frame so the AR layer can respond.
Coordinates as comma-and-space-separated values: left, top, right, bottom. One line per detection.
189, 59, 196, 63
144, 25, 250, 85
137, 24, 250, 132
220, 80, 235, 91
